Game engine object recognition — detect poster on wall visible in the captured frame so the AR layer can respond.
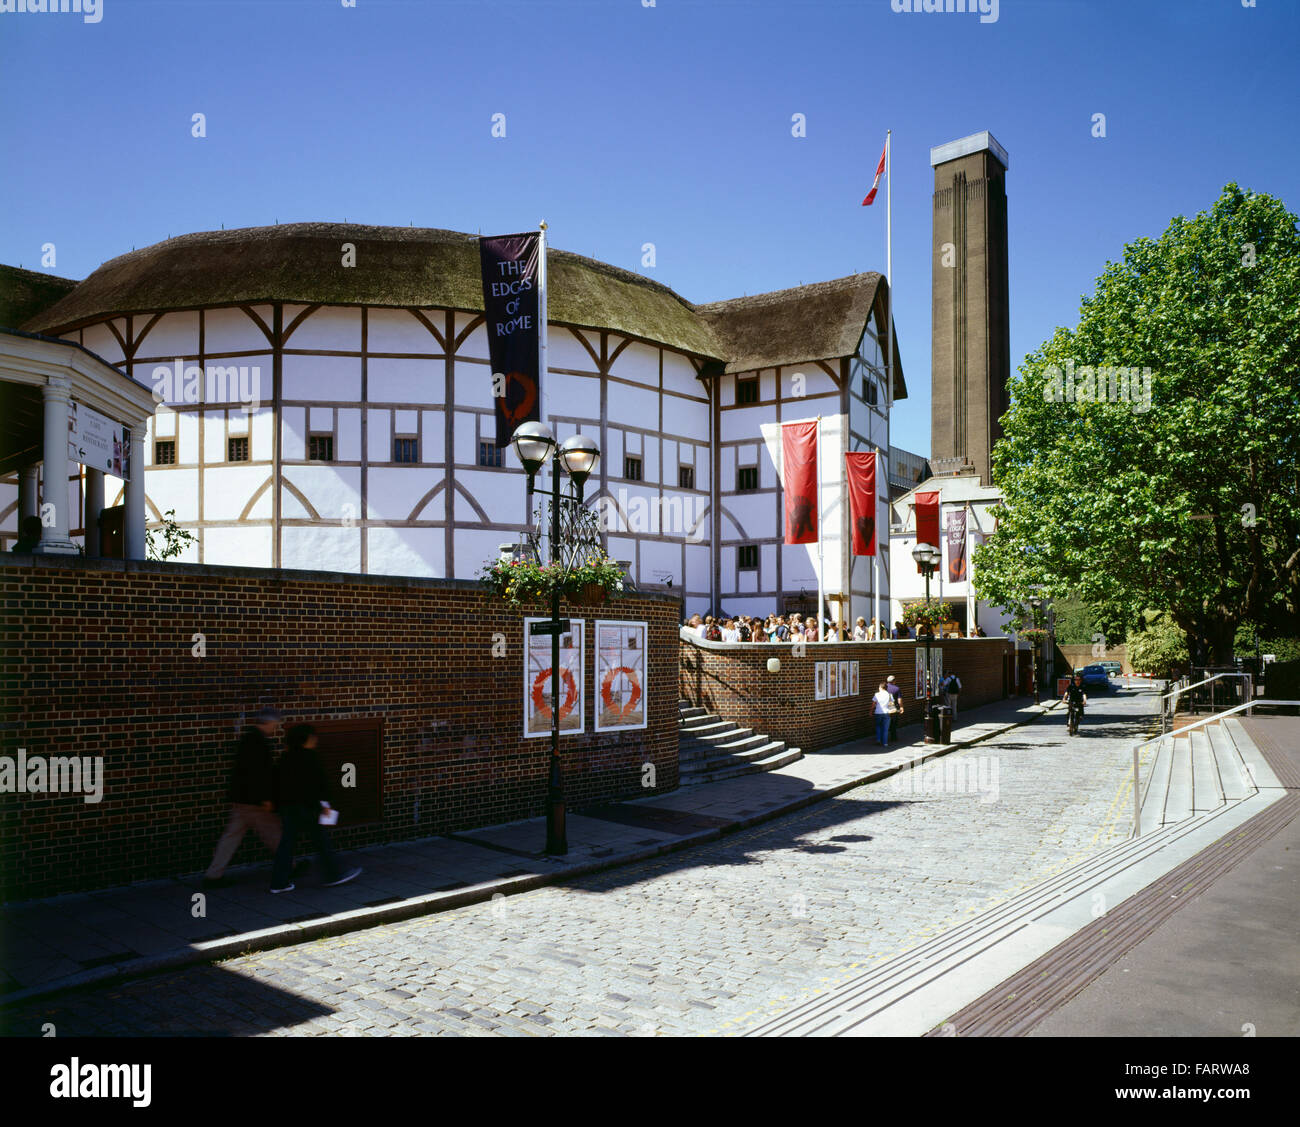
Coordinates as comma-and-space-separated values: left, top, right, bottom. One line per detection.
850, 661, 860, 697
915, 648, 944, 699
827, 662, 839, 699
815, 662, 827, 700
594, 620, 647, 732
838, 661, 850, 698
525, 617, 585, 738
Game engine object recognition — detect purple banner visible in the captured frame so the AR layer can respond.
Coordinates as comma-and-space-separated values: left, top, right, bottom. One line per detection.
479, 232, 541, 447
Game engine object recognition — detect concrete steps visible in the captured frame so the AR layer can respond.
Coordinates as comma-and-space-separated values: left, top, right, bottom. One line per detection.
745, 716, 1275, 1037
1140, 718, 1260, 833
746, 807, 1213, 1036
677, 699, 803, 785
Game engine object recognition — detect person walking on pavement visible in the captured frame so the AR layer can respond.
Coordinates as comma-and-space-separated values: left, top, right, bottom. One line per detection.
943, 671, 961, 719
872, 682, 897, 747
203, 707, 285, 889
270, 723, 361, 893
885, 675, 903, 744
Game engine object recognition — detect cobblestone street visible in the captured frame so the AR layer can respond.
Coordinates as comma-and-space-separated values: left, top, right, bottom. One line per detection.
7, 689, 1157, 1037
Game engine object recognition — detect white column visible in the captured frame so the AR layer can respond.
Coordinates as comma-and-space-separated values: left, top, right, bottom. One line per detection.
84, 467, 105, 558
20, 463, 39, 522
126, 423, 147, 560
38, 377, 78, 554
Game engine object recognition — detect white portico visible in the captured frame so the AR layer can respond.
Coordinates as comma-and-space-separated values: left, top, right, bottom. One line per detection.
0, 328, 155, 558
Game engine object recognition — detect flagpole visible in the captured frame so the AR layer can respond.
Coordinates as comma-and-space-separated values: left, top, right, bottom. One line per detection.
876, 450, 885, 637
885, 130, 893, 412
538, 220, 551, 560
966, 499, 975, 633
816, 414, 824, 641
538, 220, 549, 426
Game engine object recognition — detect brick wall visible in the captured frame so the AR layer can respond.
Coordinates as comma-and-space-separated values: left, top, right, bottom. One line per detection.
0, 557, 678, 901
679, 634, 1014, 752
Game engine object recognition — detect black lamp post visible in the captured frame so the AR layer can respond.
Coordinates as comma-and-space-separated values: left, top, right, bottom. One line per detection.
511, 421, 600, 856
1029, 594, 1043, 705
912, 542, 941, 742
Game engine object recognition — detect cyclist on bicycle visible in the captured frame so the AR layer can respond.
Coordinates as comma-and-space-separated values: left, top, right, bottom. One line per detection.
1062, 672, 1088, 734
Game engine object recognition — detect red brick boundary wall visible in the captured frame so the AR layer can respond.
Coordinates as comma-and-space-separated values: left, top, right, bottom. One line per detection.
679, 633, 1014, 752
0, 557, 678, 901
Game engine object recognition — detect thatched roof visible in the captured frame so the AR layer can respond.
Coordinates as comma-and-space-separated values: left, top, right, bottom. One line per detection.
699, 273, 905, 395
0, 264, 79, 331
19, 223, 902, 389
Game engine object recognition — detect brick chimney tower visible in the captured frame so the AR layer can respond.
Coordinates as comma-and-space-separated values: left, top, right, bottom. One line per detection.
930, 131, 1010, 487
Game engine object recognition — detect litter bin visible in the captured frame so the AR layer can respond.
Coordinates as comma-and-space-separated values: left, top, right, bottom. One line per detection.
932, 704, 953, 745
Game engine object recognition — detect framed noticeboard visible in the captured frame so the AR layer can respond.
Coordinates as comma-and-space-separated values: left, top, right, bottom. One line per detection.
594, 620, 648, 732
525, 617, 585, 737
850, 661, 860, 697
815, 661, 827, 701
838, 660, 850, 698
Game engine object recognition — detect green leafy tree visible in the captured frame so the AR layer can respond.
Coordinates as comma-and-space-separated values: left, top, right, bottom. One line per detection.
1126, 620, 1191, 678
976, 185, 1300, 664
1232, 624, 1300, 663
1051, 593, 1098, 646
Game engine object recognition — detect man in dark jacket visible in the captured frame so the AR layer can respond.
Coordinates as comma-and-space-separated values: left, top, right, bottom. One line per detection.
202, 707, 284, 888
269, 724, 360, 893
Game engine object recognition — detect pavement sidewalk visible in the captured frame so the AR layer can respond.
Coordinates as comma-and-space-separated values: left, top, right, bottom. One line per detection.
0, 693, 1065, 1011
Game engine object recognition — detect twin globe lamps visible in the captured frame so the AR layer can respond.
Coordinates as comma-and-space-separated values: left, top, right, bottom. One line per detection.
511, 420, 599, 491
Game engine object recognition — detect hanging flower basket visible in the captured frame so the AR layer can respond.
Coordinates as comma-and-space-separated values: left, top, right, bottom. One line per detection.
902, 600, 955, 631
574, 582, 608, 606
480, 550, 625, 609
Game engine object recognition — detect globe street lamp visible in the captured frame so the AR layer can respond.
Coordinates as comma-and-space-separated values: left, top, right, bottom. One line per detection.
511, 422, 601, 855
912, 542, 942, 742
1029, 594, 1043, 705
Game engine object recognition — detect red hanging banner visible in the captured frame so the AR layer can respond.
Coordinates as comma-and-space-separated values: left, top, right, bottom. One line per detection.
846, 452, 877, 556
781, 421, 818, 545
915, 491, 940, 571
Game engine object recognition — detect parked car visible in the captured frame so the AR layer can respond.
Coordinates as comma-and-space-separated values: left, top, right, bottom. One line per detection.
1076, 664, 1113, 691
1099, 661, 1123, 678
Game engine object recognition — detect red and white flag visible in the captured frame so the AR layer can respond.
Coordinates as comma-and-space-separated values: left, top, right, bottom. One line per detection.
861, 138, 887, 206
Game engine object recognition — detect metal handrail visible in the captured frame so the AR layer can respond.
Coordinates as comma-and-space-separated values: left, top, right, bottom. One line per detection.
1159, 672, 1252, 733
1158, 671, 1243, 703
1132, 698, 1300, 836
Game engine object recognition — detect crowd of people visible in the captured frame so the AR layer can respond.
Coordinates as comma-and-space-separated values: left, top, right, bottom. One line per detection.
684, 612, 989, 642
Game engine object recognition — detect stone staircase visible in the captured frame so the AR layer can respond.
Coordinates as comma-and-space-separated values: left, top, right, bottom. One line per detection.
1137, 716, 1261, 833
678, 699, 803, 785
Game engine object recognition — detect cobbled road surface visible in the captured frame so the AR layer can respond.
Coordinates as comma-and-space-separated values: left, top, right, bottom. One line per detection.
6, 687, 1159, 1037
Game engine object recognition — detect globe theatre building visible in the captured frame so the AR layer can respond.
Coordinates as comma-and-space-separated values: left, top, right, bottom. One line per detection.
2, 223, 905, 623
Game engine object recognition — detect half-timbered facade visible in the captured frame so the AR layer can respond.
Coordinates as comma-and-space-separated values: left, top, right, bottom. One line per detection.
3, 224, 905, 623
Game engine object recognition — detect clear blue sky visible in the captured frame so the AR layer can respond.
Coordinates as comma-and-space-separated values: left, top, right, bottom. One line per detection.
3, 0, 1297, 455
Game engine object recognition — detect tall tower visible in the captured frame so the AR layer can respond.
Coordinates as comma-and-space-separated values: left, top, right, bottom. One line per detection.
930, 131, 1010, 487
